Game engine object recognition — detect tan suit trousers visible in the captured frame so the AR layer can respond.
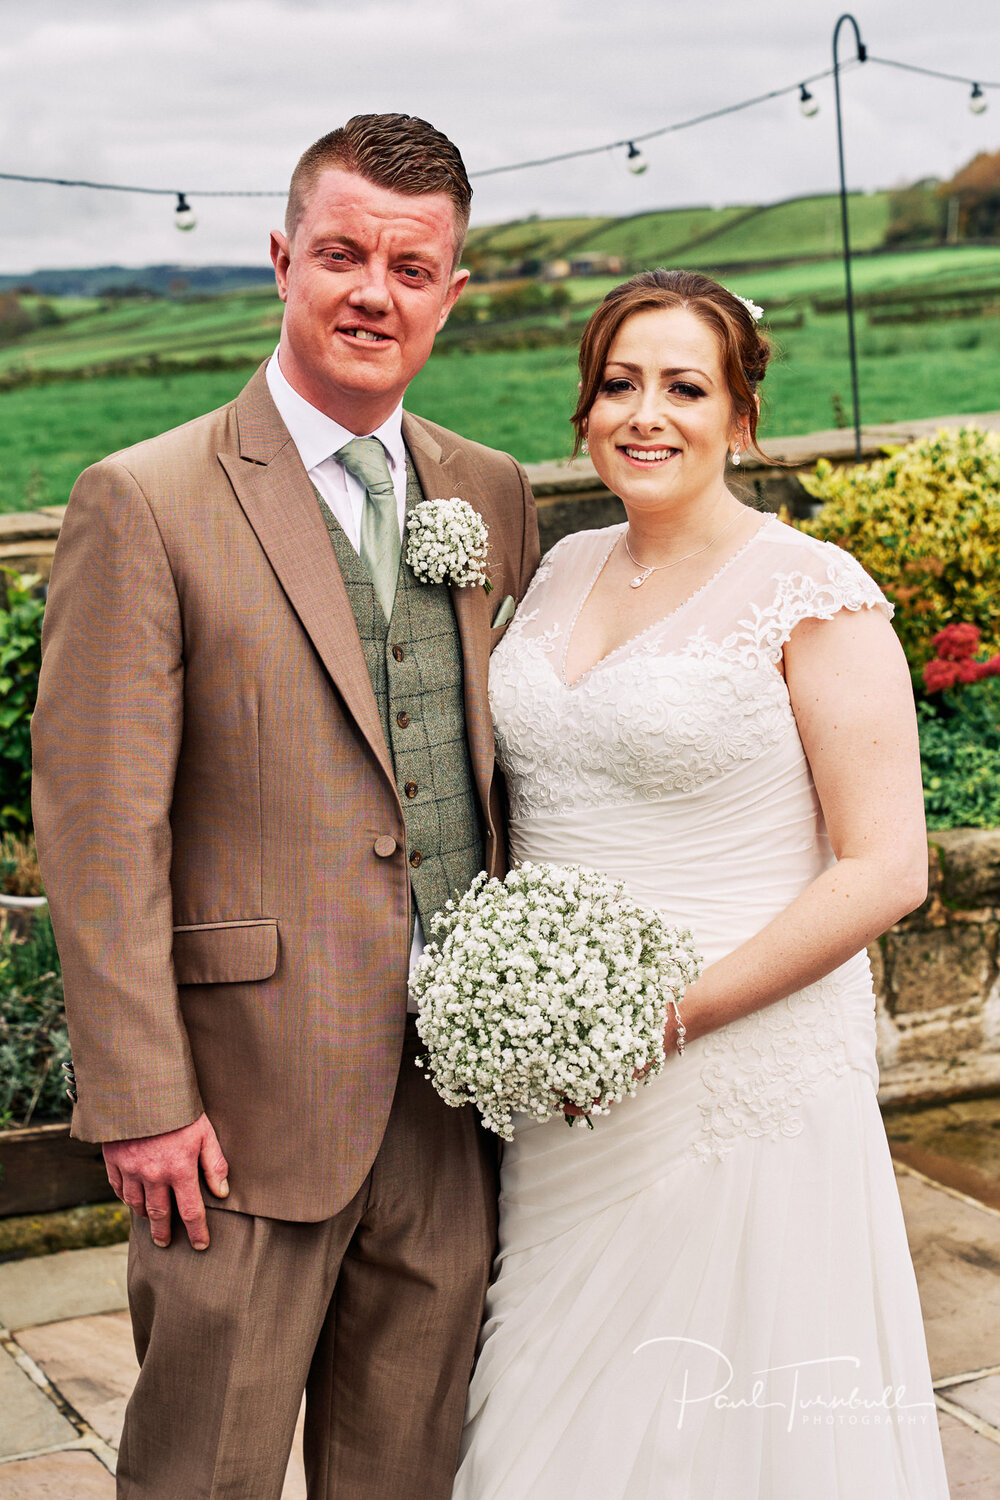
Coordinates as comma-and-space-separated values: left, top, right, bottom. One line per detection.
116, 1023, 498, 1499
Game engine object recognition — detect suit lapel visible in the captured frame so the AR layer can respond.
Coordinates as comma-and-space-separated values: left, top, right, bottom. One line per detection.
403, 413, 496, 826
221, 368, 394, 788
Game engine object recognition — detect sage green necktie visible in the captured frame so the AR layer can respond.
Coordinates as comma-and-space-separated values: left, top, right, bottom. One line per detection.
335, 436, 401, 621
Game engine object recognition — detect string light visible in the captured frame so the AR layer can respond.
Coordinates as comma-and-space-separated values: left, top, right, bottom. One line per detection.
0, 53, 995, 218
625, 142, 648, 175
174, 192, 196, 231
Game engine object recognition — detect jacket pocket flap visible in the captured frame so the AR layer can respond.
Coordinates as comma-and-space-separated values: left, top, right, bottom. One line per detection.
172, 920, 278, 986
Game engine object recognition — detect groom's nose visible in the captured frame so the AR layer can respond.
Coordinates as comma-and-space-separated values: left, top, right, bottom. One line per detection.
348, 259, 393, 314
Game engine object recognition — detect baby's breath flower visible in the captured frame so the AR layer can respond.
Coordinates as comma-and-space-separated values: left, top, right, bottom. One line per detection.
409, 861, 702, 1141
405, 497, 491, 591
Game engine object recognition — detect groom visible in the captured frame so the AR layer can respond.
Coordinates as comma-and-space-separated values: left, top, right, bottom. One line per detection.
32, 114, 538, 1498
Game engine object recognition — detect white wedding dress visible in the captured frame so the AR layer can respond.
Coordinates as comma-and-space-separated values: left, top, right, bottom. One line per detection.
452, 516, 950, 1499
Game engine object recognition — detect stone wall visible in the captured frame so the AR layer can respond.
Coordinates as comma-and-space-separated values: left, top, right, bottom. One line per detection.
875, 832, 1000, 1105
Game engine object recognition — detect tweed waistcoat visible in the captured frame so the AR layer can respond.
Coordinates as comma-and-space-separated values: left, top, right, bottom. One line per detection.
316, 458, 485, 930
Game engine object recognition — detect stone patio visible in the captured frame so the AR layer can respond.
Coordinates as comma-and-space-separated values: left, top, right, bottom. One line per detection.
0, 1162, 998, 1496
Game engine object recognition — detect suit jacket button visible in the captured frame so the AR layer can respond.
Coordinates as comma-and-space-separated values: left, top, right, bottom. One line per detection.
373, 835, 397, 858
404, 781, 418, 799
409, 850, 423, 868
66, 1087, 78, 1103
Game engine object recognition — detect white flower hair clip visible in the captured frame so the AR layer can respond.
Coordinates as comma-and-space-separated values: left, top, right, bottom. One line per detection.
726, 290, 764, 322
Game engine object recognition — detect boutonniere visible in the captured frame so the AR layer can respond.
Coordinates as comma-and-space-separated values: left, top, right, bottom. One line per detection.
405, 497, 493, 593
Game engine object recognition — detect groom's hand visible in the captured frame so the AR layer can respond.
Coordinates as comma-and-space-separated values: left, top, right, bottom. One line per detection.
103, 1112, 230, 1251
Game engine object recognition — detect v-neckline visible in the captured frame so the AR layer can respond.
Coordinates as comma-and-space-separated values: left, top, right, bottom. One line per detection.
559, 515, 774, 689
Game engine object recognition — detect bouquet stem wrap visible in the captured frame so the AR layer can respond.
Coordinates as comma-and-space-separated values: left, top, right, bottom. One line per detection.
410, 862, 702, 1141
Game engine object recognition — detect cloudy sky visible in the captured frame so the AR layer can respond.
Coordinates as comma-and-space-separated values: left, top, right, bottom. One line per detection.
0, 0, 996, 274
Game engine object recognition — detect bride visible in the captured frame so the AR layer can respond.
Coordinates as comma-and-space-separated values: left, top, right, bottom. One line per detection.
452, 269, 950, 1498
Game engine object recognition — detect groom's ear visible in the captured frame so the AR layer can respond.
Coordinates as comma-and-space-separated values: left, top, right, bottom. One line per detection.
437, 268, 471, 331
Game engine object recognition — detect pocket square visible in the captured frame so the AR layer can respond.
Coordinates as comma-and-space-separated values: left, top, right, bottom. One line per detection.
491, 594, 516, 629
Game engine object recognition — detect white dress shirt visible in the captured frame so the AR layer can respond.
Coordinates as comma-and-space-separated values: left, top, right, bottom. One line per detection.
265, 351, 408, 549
265, 351, 425, 993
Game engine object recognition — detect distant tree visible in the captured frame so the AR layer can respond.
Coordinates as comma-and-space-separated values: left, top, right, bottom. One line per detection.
101, 282, 160, 301
885, 180, 946, 246
937, 150, 1000, 240
488, 280, 551, 320
0, 293, 33, 347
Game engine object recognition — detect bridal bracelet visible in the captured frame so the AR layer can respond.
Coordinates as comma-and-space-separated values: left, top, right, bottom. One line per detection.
668, 997, 687, 1057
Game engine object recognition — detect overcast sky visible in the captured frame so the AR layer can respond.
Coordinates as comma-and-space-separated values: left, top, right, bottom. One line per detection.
0, 0, 997, 274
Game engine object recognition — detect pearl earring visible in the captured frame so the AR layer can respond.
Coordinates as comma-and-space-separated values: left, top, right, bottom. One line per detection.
581, 438, 589, 457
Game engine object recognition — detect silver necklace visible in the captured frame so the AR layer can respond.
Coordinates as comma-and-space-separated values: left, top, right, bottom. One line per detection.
623, 511, 742, 589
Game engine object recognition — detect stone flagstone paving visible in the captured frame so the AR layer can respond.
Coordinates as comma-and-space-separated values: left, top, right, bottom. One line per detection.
0, 1164, 998, 1496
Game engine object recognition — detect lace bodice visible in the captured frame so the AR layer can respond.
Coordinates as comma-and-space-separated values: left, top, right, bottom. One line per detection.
490, 517, 889, 820
488, 516, 891, 1160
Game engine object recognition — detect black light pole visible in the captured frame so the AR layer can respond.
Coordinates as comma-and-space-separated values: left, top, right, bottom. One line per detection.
833, 13, 867, 459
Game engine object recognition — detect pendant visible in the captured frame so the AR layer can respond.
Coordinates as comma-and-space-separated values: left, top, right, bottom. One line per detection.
630, 570, 651, 589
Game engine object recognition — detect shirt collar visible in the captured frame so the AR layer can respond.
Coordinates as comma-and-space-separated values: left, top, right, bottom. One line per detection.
265, 350, 405, 475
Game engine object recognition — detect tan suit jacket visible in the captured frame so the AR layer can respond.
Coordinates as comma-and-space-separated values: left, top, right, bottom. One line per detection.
31, 363, 540, 1222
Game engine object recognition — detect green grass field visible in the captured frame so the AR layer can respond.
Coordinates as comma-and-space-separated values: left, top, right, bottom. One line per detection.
2, 243, 1000, 512
0, 288, 282, 376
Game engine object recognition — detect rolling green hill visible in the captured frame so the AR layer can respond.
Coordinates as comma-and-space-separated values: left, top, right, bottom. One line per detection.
571, 205, 750, 262
680, 192, 893, 265
0, 289, 282, 376
465, 191, 896, 272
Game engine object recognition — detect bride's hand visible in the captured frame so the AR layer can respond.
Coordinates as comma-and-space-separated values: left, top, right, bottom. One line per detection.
562, 1054, 657, 1118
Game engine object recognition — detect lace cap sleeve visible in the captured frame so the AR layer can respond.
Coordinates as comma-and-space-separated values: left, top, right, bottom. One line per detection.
728, 534, 893, 667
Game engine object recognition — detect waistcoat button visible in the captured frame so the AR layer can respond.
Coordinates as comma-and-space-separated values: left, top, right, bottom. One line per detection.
404, 781, 418, 799
396, 711, 410, 728
392, 645, 405, 662
373, 835, 397, 858
409, 850, 423, 868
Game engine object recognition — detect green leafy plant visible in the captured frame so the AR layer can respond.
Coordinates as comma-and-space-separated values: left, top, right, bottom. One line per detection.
0, 570, 45, 832
0, 910, 69, 1128
918, 676, 1000, 829
800, 427, 1000, 683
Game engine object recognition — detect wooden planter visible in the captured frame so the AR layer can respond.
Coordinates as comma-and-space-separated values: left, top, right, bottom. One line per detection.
0, 1122, 114, 1218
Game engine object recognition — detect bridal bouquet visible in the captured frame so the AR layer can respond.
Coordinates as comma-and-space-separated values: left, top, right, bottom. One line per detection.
410, 862, 701, 1140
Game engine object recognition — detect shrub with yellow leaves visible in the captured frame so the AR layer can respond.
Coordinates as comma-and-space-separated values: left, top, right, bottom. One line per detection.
799, 427, 1000, 682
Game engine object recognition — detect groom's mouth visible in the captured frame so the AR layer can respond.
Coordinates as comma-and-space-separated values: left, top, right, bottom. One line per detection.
339, 326, 393, 344
619, 445, 680, 466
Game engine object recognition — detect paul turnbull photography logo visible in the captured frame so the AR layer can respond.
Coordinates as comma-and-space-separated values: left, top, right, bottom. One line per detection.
633, 1338, 936, 1433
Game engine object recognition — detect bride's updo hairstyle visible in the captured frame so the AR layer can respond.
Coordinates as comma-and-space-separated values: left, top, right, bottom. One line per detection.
571, 269, 774, 460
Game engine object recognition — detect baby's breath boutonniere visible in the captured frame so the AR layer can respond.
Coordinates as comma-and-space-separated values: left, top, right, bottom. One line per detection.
405, 498, 493, 593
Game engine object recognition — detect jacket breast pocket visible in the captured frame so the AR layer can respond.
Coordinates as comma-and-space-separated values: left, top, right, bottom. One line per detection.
172, 919, 278, 986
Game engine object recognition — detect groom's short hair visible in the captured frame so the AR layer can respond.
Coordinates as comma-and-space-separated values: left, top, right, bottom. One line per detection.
286, 114, 473, 262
